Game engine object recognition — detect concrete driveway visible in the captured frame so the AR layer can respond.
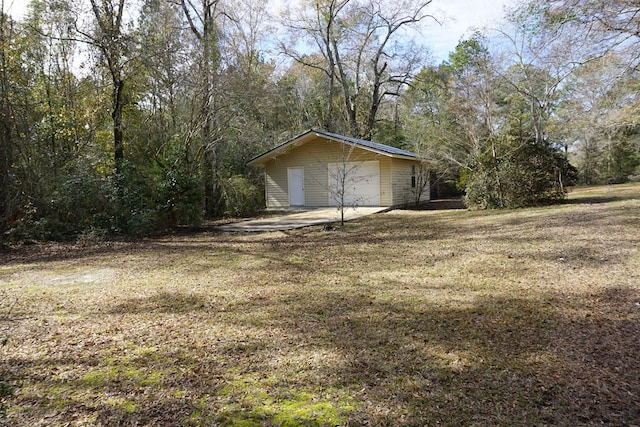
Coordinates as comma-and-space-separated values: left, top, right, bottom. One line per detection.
219, 207, 389, 232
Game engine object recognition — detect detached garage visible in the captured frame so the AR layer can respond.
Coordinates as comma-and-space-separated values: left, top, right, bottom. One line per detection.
247, 129, 427, 209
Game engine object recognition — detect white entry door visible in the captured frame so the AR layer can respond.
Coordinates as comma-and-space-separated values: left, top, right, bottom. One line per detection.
288, 167, 305, 206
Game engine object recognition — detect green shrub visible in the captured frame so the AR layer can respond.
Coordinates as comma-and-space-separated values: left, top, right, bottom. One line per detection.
76, 226, 108, 246
221, 175, 264, 217
605, 141, 640, 184
155, 165, 203, 229
465, 142, 577, 209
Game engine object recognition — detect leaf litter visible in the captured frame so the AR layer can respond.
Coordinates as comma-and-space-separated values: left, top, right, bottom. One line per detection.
0, 184, 639, 426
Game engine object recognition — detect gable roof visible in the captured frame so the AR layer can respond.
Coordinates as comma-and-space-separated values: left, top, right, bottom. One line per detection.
247, 129, 418, 166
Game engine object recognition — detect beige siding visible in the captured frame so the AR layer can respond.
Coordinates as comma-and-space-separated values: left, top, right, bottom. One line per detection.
263, 136, 398, 207
264, 165, 288, 208
391, 158, 428, 206
379, 157, 392, 206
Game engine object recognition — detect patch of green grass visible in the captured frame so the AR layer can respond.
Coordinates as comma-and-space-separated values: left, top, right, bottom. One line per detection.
81, 365, 164, 388
216, 373, 355, 426
105, 396, 138, 413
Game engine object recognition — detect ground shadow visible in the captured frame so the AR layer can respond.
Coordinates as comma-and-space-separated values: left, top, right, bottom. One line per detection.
240, 286, 640, 425
565, 196, 624, 205
5, 283, 638, 426
408, 197, 466, 211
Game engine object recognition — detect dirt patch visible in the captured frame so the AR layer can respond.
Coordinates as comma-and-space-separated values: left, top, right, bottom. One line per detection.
0, 267, 118, 288
46, 268, 118, 286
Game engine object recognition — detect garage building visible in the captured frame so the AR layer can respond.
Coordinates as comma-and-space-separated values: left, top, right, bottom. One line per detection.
247, 129, 427, 209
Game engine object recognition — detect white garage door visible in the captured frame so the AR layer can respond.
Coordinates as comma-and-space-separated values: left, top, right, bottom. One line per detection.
328, 161, 380, 206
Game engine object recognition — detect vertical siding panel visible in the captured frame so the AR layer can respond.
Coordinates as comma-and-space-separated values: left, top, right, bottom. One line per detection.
265, 162, 288, 207
392, 159, 407, 206
379, 157, 392, 206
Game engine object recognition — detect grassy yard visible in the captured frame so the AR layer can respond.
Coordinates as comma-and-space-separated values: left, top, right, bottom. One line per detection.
1, 184, 639, 426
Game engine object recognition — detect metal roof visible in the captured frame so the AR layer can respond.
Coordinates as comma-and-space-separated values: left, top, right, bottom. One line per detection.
247, 129, 418, 166
315, 130, 418, 158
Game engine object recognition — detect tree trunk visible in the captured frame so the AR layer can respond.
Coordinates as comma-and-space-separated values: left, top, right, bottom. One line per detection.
182, 0, 221, 216
324, 5, 336, 133
88, 0, 129, 182
332, 38, 358, 137
113, 78, 125, 176
491, 139, 505, 207
0, 124, 12, 233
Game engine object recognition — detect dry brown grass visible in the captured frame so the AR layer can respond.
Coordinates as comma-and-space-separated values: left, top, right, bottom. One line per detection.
1, 183, 639, 426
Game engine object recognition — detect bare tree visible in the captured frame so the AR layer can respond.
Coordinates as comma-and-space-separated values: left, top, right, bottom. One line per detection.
282, 0, 437, 140
410, 162, 430, 207
327, 141, 360, 227
544, 0, 640, 69
506, 0, 640, 185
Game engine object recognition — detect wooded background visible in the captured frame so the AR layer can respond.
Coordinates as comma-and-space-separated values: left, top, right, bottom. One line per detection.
0, 0, 638, 240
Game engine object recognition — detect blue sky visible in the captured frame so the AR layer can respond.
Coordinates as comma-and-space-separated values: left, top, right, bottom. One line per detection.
5, 0, 26, 19
6, 0, 513, 63
422, 0, 513, 62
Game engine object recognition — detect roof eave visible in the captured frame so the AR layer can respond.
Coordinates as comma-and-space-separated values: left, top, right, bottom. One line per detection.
247, 130, 322, 167
390, 154, 420, 161
246, 129, 421, 166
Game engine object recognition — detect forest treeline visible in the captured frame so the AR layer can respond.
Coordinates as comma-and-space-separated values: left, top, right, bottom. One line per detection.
0, 0, 638, 240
